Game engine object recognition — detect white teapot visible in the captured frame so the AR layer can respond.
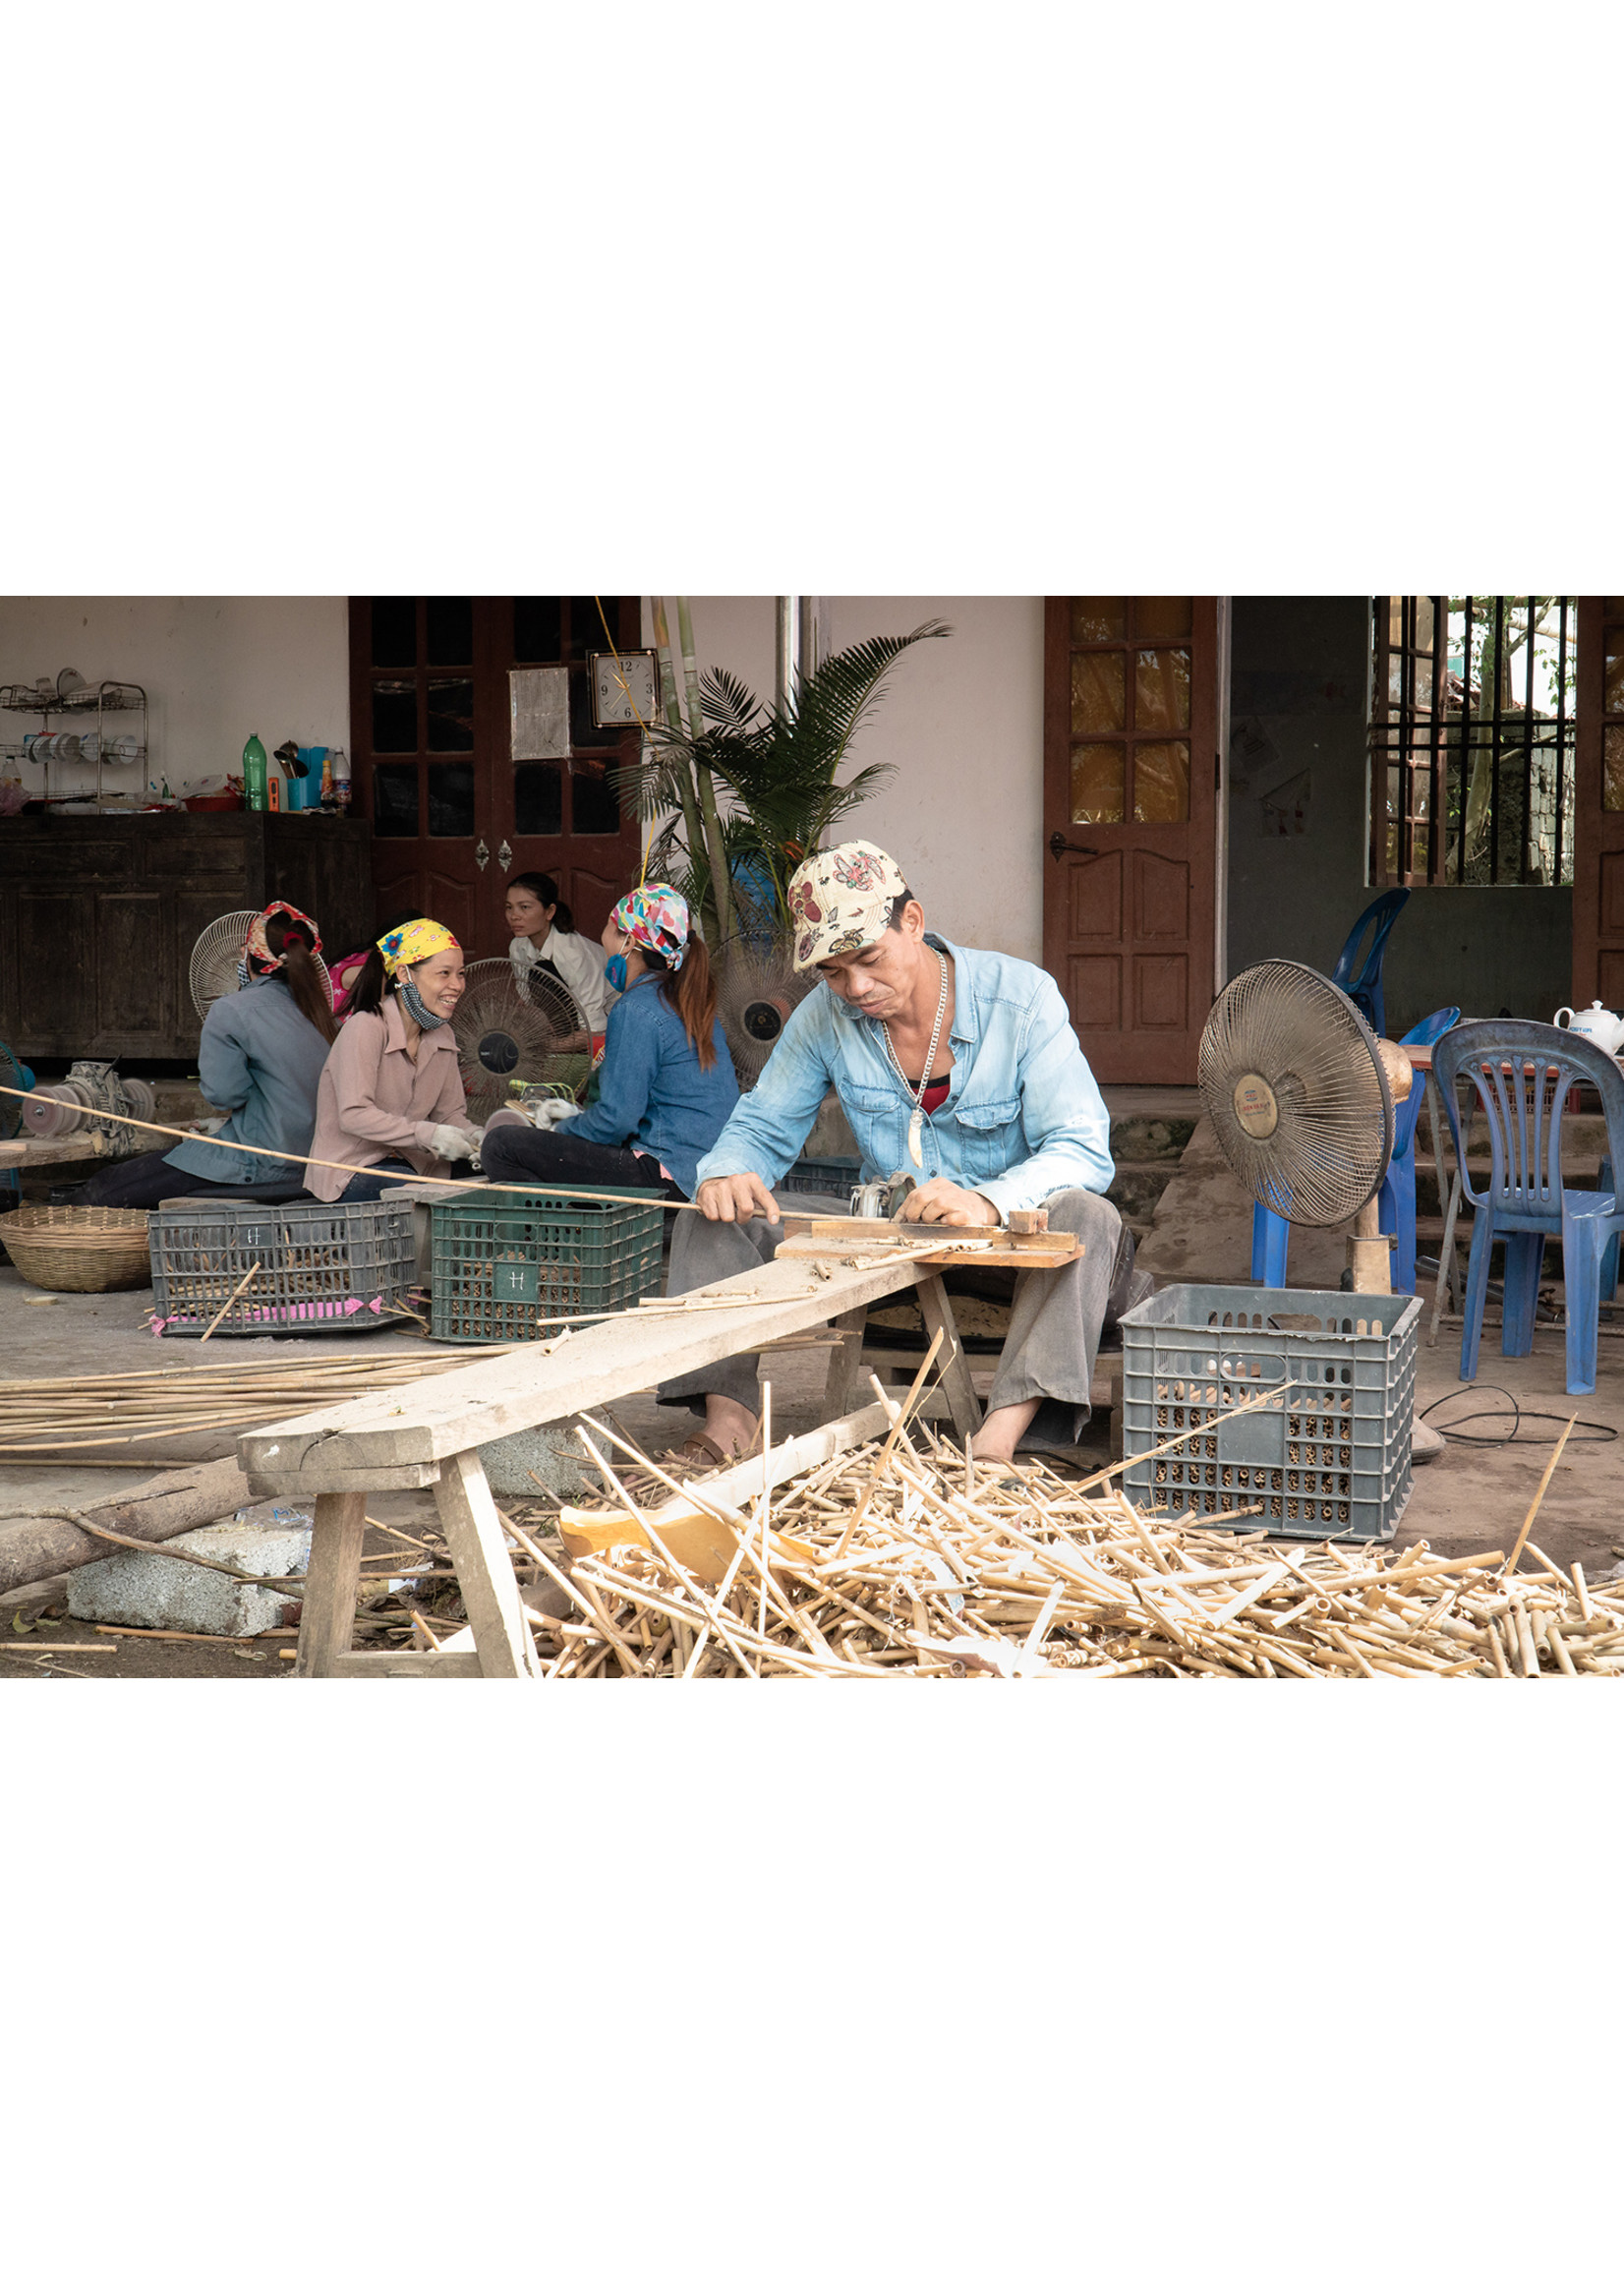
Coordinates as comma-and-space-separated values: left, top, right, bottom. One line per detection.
1554, 1001, 1624, 1055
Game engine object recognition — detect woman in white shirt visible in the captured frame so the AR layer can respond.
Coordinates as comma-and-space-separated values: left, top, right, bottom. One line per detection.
504, 870, 615, 1048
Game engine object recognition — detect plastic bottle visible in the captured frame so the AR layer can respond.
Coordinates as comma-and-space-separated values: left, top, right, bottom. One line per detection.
319, 752, 335, 807
330, 746, 351, 811
243, 733, 268, 812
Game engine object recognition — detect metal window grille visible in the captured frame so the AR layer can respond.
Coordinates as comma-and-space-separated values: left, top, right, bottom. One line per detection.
1371, 597, 1575, 887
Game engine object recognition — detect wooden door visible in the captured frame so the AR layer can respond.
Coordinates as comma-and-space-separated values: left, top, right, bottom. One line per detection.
348, 597, 643, 959
1042, 597, 1220, 1083
1571, 597, 1624, 1005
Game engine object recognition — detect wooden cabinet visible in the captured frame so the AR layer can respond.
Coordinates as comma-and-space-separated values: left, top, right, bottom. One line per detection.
0, 812, 373, 1059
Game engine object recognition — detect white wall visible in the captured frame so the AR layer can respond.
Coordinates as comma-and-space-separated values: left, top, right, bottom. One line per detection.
0, 597, 349, 797
640, 596, 1045, 961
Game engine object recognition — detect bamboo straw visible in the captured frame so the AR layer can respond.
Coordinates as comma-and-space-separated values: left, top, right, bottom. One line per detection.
199, 1260, 261, 1343
1504, 1416, 1576, 1578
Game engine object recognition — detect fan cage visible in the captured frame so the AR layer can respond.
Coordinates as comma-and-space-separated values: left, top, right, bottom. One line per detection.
1199, 960, 1393, 1229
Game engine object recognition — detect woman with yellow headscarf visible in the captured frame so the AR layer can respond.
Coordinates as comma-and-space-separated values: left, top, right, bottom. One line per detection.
305, 917, 481, 1202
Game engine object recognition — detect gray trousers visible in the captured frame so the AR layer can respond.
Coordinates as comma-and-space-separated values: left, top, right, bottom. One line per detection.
657, 1186, 1135, 1437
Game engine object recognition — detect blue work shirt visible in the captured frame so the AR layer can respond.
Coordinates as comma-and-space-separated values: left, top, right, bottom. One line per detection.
569, 973, 739, 1197
166, 975, 331, 1185
695, 933, 1114, 1218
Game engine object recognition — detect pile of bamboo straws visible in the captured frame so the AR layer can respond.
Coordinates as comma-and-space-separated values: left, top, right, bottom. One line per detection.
0, 1348, 508, 1460
490, 1410, 1624, 1678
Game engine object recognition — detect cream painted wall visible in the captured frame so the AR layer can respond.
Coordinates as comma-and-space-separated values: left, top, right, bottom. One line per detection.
0, 596, 349, 796
639, 597, 1045, 961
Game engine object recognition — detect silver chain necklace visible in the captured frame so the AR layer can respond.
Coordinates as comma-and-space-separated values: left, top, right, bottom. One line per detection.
878, 949, 950, 1169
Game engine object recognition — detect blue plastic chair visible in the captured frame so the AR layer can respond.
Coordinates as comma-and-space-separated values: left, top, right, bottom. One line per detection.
1251, 1006, 1461, 1297
1330, 888, 1411, 1038
1430, 1019, 1624, 1396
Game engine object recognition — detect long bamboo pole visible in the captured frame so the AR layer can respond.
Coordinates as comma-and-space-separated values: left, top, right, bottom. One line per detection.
0, 1082, 699, 1213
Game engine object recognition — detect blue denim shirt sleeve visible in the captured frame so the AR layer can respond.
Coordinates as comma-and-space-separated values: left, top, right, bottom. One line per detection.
570, 989, 659, 1151
970, 966, 1114, 1218
693, 992, 836, 1191
197, 995, 254, 1113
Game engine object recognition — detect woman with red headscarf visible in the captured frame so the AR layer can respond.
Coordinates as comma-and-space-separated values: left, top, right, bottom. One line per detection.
74, 901, 338, 1208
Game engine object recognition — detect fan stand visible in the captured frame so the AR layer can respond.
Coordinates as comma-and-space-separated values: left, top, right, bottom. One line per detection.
1347, 1039, 1416, 1294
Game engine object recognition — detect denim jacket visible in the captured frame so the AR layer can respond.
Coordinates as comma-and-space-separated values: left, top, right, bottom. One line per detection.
694, 934, 1113, 1217
570, 973, 739, 1197
166, 975, 330, 1185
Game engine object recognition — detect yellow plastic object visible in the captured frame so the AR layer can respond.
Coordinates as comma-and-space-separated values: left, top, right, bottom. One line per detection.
558, 1499, 814, 1585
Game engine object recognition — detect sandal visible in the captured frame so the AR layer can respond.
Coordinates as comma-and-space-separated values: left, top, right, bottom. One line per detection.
673, 1429, 736, 1472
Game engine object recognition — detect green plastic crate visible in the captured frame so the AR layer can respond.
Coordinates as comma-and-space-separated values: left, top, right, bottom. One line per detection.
428, 1184, 665, 1343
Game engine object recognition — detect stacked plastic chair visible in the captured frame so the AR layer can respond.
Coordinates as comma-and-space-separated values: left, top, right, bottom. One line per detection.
1329, 887, 1410, 1038
1430, 1019, 1624, 1396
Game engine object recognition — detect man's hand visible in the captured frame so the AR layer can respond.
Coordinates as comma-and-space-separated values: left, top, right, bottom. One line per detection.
696, 1172, 781, 1225
898, 1179, 1000, 1229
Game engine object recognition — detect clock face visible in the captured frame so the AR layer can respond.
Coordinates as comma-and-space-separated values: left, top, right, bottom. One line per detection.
592, 652, 657, 727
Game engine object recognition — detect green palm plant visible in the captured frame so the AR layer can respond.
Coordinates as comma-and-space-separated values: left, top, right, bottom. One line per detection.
614, 613, 950, 952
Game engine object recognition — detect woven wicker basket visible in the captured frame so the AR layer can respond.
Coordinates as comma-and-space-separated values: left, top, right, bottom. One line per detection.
0, 1205, 153, 1292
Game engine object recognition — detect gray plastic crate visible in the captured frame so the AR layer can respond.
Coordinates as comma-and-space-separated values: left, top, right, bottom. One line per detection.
778, 1153, 863, 1200
1118, 1283, 1423, 1541
147, 1196, 416, 1336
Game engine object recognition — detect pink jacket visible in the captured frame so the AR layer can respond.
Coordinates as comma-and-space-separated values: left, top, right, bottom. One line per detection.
306, 994, 476, 1200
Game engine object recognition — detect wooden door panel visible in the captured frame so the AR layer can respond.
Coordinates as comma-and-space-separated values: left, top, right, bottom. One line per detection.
96, 895, 170, 1045
1043, 598, 1219, 1083
17, 890, 89, 1053
1070, 853, 1122, 937
1600, 847, 1624, 934
1133, 956, 1188, 1029
1133, 848, 1189, 939
1069, 955, 1122, 1028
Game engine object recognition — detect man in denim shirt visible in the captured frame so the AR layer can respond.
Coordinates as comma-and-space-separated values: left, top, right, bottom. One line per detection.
660, 841, 1144, 1467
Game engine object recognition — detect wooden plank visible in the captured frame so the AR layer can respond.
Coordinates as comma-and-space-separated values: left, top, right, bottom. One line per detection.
294, 1492, 368, 1676
433, 1449, 539, 1678
242, 1459, 442, 1497
237, 1248, 957, 1484
915, 1272, 983, 1440
331, 1650, 483, 1677
780, 1221, 1081, 1266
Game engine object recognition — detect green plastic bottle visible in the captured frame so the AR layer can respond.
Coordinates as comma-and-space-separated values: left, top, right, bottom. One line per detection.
243, 732, 268, 812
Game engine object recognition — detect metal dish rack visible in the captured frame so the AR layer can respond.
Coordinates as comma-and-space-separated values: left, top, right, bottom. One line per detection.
0, 679, 150, 809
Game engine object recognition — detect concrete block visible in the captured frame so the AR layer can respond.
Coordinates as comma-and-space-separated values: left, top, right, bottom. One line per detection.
66, 1518, 309, 1637
479, 1425, 587, 1500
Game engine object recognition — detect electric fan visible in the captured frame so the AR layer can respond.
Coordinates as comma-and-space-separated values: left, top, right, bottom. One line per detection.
1199, 960, 1412, 1293
714, 943, 815, 1089
451, 962, 585, 1123
187, 910, 333, 1022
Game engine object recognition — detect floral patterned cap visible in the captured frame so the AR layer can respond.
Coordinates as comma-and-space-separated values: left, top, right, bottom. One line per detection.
787, 842, 909, 972
609, 884, 691, 970
377, 917, 458, 975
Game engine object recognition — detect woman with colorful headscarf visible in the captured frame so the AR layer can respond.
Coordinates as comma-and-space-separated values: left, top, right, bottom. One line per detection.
479, 885, 738, 1204
74, 902, 338, 1209
305, 917, 480, 1202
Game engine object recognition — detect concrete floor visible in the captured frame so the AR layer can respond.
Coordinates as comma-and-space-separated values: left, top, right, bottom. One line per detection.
1135, 1117, 1624, 1577
5, 1118, 1624, 1679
